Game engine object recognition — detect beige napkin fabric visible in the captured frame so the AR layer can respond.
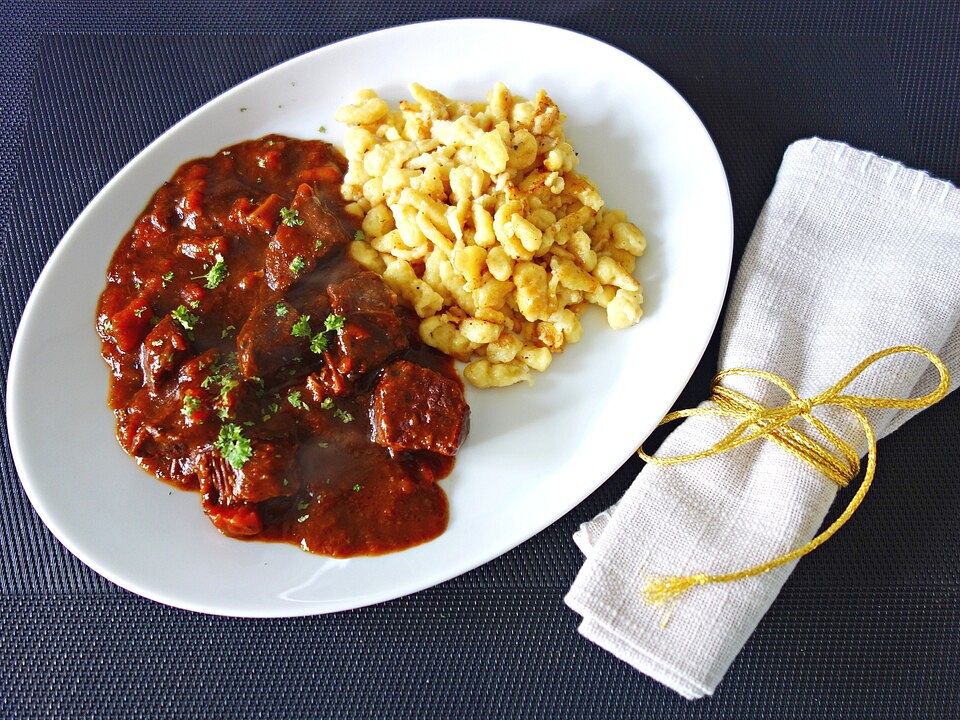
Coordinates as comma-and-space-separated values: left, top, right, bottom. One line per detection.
565, 138, 960, 699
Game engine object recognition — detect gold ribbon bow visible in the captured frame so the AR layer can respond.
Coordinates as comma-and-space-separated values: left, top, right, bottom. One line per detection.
638, 345, 951, 609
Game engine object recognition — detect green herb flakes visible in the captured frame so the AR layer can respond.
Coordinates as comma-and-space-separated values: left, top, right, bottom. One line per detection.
181, 394, 202, 421
287, 390, 308, 411
203, 254, 228, 289
280, 207, 305, 228
171, 305, 199, 331
289, 255, 306, 274
324, 313, 345, 332
309, 332, 328, 354
291, 315, 312, 338
214, 423, 253, 469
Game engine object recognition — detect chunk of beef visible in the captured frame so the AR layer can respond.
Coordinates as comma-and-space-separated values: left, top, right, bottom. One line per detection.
195, 439, 298, 506
246, 192, 284, 233
140, 316, 188, 391
202, 502, 263, 537
236, 300, 306, 381
120, 410, 185, 461
263, 183, 346, 292
334, 313, 408, 378
108, 295, 153, 353
327, 271, 397, 315
372, 360, 469, 456
307, 366, 353, 400
284, 281, 334, 328
327, 272, 409, 377
117, 387, 197, 488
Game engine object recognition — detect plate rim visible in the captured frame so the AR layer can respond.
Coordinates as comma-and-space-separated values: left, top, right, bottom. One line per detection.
6, 17, 733, 616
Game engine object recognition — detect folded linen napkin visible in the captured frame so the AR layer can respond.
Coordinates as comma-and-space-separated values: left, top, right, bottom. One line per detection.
565, 138, 960, 699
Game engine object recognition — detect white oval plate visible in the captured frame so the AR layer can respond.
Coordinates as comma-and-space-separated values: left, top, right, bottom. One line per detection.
7, 19, 732, 616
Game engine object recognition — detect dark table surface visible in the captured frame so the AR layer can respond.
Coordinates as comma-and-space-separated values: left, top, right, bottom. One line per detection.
2, 2, 959, 718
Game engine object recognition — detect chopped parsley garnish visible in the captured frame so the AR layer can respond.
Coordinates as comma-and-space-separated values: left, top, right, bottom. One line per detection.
171, 305, 199, 331
257, 157, 267, 169
220, 325, 236, 339
181, 394, 202, 421
287, 390, 308, 411
275, 303, 288, 317
318, 125, 327, 133
267, 402, 280, 414
301, 312, 345, 356
203, 254, 228, 289
161, 271, 174, 286
133, 307, 147, 318
133, 278, 143, 290
318, 441, 329, 448
297, 500, 310, 511
353, 229, 366, 242
188, 299, 200, 309
290, 315, 312, 338
280, 207, 305, 228
214, 423, 253, 470
297, 515, 309, 523
324, 313, 345, 332
309, 333, 328, 354
200, 361, 239, 419
352, 483, 362, 492
333, 408, 354, 424
150, 339, 163, 347
218, 376, 239, 405
289, 255, 306, 274
320, 397, 334, 410
314, 239, 324, 252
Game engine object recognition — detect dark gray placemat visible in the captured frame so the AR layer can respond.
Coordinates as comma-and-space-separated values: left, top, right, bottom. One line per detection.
1, 20, 958, 720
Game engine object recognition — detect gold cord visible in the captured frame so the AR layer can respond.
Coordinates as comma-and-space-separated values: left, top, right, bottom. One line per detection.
638, 345, 950, 609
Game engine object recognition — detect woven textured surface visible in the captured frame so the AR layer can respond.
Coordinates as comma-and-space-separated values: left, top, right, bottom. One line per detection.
1, 3, 959, 717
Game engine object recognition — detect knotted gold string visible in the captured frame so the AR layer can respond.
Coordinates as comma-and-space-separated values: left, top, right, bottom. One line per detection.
637, 345, 951, 610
